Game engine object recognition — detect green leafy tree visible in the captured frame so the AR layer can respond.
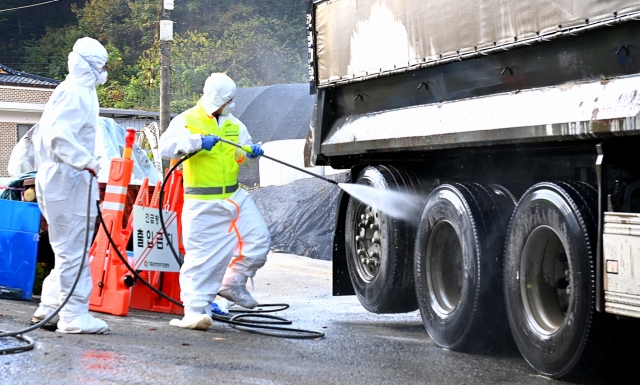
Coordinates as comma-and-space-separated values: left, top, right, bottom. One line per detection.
98, 41, 161, 109
75, 0, 159, 64
4, 0, 309, 111
170, 30, 217, 111
22, 25, 87, 79
213, 15, 306, 87
0, 0, 84, 70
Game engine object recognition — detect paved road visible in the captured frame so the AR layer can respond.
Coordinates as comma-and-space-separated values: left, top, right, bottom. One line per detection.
0, 253, 636, 384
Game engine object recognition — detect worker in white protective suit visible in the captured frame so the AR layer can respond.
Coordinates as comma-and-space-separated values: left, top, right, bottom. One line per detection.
30, 37, 110, 334
160, 73, 271, 330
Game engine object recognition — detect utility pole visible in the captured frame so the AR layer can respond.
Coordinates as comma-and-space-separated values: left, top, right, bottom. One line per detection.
159, 0, 174, 135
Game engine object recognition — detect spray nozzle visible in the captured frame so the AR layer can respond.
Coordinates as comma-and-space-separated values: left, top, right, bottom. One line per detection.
241, 141, 263, 156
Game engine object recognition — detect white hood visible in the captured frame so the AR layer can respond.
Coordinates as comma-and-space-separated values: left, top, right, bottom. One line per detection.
200, 73, 236, 115
67, 37, 108, 87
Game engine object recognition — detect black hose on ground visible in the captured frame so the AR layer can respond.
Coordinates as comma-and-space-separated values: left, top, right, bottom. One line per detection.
98, 203, 323, 339
0, 174, 96, 354
105, 152, 324, 339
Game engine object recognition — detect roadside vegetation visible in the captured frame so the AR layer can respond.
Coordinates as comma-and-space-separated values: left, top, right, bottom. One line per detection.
0, 0, 308, 112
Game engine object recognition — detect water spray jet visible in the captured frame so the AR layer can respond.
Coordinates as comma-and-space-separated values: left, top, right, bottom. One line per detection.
208, 135, 424, 220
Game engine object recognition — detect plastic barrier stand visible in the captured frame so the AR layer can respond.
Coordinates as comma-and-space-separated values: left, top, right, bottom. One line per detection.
89, 158, 134, 316
129, 171, 184, 315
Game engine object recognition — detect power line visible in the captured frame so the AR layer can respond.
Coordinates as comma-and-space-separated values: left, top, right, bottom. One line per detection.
0, 0, 59, 13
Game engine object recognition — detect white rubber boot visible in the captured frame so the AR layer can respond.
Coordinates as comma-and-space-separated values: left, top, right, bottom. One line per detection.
169, 313, 213, 330
218, 272, 259, 309
56, 313, 110, 334
31, 269, 60, 325
30, 305, 59, 326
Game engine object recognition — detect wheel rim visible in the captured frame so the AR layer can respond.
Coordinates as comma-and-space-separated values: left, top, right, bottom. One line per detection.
426, 221, 463, 316
353, 203, 382, 282
521, 226, 571, 335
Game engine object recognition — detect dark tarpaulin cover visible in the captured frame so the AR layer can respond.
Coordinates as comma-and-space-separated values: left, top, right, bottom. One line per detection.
249, 172, 349, 261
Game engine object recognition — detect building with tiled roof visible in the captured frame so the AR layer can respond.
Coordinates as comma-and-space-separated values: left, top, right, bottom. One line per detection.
0, 64, 162, 179
0, 64, 59, 177
0, 63, 60, 88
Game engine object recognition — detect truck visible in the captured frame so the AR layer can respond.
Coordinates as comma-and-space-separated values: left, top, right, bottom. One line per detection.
304, 0, 640, 380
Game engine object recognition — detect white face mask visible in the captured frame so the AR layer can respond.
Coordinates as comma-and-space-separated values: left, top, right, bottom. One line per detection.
96, 71, 108, 85
222, 100, 235, 115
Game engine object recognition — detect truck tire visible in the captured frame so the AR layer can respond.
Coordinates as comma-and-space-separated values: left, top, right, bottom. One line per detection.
415, 183, 515, 350
503, 182, 610, 380
344, 165, 423, 313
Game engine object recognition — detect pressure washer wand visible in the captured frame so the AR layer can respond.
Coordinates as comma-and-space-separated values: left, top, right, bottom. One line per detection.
215, 136, 339, 185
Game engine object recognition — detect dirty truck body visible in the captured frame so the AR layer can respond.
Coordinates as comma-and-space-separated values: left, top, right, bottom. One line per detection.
304, 0, 640, 380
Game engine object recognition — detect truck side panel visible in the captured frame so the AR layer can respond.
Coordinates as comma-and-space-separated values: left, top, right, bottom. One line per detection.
314, 0, 640, 87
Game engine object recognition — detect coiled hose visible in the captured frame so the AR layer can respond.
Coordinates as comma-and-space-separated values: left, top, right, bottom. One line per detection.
107, 151, 324, 339
0, 174, 96, 353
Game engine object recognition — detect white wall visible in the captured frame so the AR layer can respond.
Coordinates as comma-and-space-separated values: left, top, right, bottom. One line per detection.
0, 102, 45, 124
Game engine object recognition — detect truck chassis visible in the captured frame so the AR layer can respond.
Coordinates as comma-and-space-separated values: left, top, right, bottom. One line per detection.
306, 1, 640, 380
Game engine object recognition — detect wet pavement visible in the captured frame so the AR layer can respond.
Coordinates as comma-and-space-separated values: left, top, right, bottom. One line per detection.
0, 252, 635, 385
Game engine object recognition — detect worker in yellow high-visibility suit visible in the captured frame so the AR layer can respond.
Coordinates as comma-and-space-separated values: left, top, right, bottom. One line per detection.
159, 73, 271, 330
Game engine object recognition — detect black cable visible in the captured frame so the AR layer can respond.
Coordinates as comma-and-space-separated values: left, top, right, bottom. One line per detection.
157, 152, 196, 266
99, 214, 295, 322
0, 333, 34, 354
96, 202, 184, 308
216, 137, 338, 185
97, 213, 295, 322
144, 149, 324, 338
225, 313, 325, 339
158, 141, 339, 268
98, 204, 324, 338
0, 174, 96, 354
0, 142, 328, 353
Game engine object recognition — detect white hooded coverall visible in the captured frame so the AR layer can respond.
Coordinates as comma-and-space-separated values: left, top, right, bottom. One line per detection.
159, 73, 271, 318
32, 37, 109, 333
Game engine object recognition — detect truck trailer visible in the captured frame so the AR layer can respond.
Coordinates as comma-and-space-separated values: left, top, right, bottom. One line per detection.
304, 0, 640, 379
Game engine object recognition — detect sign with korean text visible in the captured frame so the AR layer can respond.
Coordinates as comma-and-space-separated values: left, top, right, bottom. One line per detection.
133, 206, 181, 272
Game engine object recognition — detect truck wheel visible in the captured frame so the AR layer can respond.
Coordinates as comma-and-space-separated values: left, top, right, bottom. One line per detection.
504, 182, 609, 380
415, 183, 515, 350
345, 165, 423, 313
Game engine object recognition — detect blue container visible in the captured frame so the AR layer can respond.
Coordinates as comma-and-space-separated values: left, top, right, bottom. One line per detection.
0, 200, 41, 300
